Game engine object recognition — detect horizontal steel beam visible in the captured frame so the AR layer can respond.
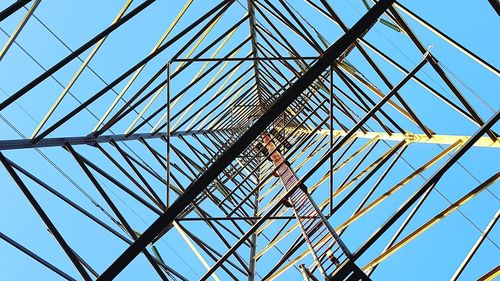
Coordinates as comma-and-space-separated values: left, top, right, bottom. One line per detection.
3, 127, 497, 151
0, 129, 232, 150
287, 128, 500, 148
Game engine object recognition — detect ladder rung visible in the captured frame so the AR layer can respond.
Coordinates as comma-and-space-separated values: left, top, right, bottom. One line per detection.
295, 199, 312, 211
296, 199, 313, 210
302, 219, 324, 235
312, 238, 331, 253
291, 194, 305, 203
291, 190, 306, 199
309, 225, 329, 242
263, 135, 351, 279
300, 208, 319, 219
292, 195, 307, 206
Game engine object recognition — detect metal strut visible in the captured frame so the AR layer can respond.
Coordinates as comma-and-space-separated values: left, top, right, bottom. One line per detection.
261, 133, 366, 280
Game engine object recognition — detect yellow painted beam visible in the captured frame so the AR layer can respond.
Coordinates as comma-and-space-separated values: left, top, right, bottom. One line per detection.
284, 128, 500, 148
362, 173, 499, 271
336, 140, 462, 232
478, 265, 500, 281
173, 222, 220, 281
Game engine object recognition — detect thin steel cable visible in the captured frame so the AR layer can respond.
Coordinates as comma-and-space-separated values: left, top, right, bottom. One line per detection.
440, 61, 496, 113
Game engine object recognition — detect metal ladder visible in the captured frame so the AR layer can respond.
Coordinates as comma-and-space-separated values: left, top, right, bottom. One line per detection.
262, 133, 352, 279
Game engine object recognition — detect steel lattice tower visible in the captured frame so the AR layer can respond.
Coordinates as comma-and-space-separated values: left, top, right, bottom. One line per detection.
0, 0, 499, 280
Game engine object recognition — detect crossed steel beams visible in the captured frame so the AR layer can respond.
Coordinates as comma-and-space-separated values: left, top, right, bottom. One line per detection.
1, 0, 494, 142
0, 129, 254, 280
2, 118, 498, 280
94, 0, 420, 279
0, 0, 40, 61
1, 0, 499, 280
0, 231, 76, 280
0, 129, 228, 151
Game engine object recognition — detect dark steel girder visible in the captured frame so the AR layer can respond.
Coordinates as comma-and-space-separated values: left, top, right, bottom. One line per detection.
489, 0, 500, 16
0, 0, 32, 22
96, 0, 397, 279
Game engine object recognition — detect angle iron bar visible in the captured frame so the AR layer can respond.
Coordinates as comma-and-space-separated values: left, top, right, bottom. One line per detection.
0, 129, 231, 151
451, 208, 500, 280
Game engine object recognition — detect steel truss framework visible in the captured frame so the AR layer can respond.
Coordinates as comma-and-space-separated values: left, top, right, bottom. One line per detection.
0, 0, 498, 280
